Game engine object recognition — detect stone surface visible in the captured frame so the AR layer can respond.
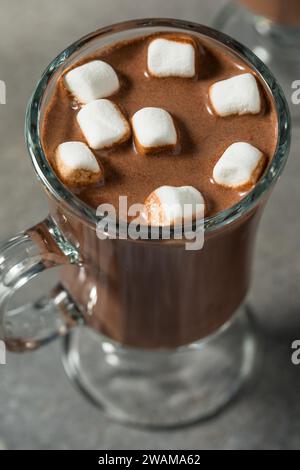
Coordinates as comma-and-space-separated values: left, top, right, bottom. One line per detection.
0, 0, 299, 450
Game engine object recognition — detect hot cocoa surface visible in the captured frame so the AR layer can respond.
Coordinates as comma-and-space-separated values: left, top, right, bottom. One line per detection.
41, 34, 278, 218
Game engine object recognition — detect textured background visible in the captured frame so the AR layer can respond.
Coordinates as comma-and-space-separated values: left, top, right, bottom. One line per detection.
0, 0, 299, 450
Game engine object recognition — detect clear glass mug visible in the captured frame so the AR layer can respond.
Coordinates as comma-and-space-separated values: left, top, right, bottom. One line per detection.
213, 1, 300, 122
0, 19, 290, 428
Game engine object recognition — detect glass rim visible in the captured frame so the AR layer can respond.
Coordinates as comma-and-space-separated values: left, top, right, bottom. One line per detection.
25, 17, 291, 234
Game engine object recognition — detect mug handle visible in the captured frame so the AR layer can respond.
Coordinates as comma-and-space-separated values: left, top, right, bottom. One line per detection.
0, 216, 83, 352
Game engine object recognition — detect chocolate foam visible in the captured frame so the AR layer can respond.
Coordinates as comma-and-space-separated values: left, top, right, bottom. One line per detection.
41, 33, 278, 218
238, 0, 300, 25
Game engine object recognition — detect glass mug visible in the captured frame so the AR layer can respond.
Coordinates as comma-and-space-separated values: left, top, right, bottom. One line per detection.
0, 19, 290, 428
213, 0, 300, 122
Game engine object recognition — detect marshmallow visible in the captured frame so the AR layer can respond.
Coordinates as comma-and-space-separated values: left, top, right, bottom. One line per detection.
77, 99, 131, 150
55, 141, 103, 187
143, 186, 205, 226
64, 60, 119, 103
147, 37, 196, 78
132, 107, 177, 155
213, 142, 265, 189
209, 73, 261, 117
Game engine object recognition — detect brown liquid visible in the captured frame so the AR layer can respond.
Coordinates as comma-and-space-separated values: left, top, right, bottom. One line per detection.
238, 0, 300, 25
41, 33, 278, 348
42, 34, 277, 217
52, 203, 263, 348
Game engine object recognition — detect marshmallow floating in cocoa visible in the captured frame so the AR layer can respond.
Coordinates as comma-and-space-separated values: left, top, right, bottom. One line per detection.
209, 73, 261, 117
143, 185, 205, 226
213, 142, 265, 189
55, 141, 103, 187
77, 99, 131, 150
147, 36, 196, 78
64, 60, 119, 103
132, 107, 177, 155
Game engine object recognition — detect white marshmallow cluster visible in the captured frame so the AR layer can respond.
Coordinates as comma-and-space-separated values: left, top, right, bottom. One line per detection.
147, 37, 196, 78
77, 99, 131, 150
209, 73, 261, 117
132, 107, 177, 154
55, 36, 266, 202
64, 60, 119, 103
143, 185, 205, 226
55, 141, 102, 186
213, 142, 265, 189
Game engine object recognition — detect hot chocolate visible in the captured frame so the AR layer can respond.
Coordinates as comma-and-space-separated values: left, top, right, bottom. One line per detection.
41, 32, 278, 348
237, 0, 300, 25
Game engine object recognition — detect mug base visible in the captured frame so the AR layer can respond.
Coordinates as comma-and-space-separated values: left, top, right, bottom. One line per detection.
61, 304, 257, 428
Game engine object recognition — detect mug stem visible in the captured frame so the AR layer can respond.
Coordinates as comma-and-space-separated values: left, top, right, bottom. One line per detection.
0, 216, 83, 352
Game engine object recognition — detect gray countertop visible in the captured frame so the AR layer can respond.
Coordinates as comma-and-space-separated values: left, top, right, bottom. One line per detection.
0, 0, 299, 450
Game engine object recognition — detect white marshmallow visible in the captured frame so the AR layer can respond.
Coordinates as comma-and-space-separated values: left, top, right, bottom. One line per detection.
55, 141, 102, 186
213, 142, 265, 188
132, 107, 177, 154
64, 60, 119, 103
77, 99, 131, 150
147, 37, 196, 78
209, 73, 261, 117
56, 141, 100, 172
143, 186, 205, 226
